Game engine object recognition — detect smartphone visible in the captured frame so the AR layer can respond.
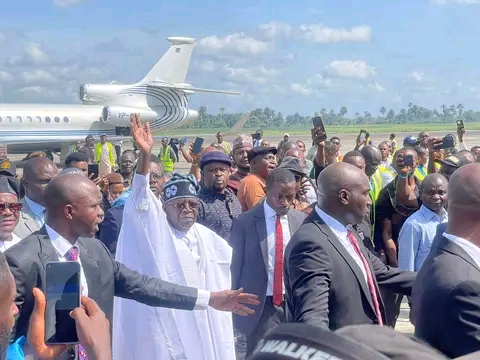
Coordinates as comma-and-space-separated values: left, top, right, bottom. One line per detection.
437, 134, 457, 150
359, 130, 366, 142
180, 137, 188, 145
312, 116, 327, 141
88, 164, 99, 179
457, 120, 464, 129
404, 154, 414, 167
192, 137, 204, 155
45, 261, 81, 344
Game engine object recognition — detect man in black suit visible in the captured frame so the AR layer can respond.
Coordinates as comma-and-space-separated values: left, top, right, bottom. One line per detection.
284, 162, 415, 330
230, 168, 306, 357
412, 163, 480, 358
5, 172, 259, 353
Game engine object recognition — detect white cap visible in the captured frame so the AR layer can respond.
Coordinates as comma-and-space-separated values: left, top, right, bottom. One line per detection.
284, 133, 290, 137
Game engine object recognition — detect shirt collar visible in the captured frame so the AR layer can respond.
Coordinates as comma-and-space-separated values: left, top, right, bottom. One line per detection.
315, 206, 348, 239
419, 204, 448, 222
25, 196, 45, 217
45, 224, 77, 257
263, 200, 285, 219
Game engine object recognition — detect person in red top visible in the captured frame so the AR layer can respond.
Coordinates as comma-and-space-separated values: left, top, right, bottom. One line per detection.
228, 134, 253, 195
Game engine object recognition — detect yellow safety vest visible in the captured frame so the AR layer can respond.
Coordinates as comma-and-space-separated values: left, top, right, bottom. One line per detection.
160, 146, 174, 172
414, 164, 427, 182
370, 170, 382, 202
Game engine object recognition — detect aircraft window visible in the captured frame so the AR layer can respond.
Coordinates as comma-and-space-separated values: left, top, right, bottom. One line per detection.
16, 116, 22, 123
54, 116, 60, 123
26, 116, 32, 123
6, 116, 11, 123
45, 116, 51, 123
36, 116, 41, 122
63, 116, 69, 123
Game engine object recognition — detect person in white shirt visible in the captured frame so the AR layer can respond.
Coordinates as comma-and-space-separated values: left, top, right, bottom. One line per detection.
0, 176, 22, 251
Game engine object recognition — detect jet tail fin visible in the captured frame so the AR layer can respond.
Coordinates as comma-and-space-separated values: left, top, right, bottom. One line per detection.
139, 37, 196, 85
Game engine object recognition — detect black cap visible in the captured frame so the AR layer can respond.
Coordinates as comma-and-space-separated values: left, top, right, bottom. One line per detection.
247, 146, 277, 163
337, 325, 449, 360
277, 156, 307, 177
435, 153, 470, 168
0, 160, 16, 177
0, 176, 20, 197
249, 323, 389, 360
199, 151, 232, 170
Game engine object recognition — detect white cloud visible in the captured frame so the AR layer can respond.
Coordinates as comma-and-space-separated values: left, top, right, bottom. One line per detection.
21, 70, 57, 84
368, 81, 386, 92
299, 24, 372, 43
0, 33, 6, 43
0, 71, 13, 83
6, 42, 50, 66
325, 60, 376, 79
431, 0, 480, 4
198, 33, 272, 55
194, 60, 216, 72
405, 71, 425, 83
290, 83, 315, 96
222, 64, 280, 85
52, 0, 85, 7
259, 22, 292, 38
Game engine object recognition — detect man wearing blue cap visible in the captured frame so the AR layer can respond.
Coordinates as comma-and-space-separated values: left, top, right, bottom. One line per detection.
197, 151, 242, 240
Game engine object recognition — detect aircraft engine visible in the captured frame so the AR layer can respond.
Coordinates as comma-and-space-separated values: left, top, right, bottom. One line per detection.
100, 106, 158, 127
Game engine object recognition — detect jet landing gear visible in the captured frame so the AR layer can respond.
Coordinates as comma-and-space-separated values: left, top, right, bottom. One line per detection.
115, 127, 131, 136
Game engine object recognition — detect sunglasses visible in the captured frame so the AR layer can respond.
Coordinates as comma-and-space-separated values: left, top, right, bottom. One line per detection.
166, 200, 199, 211
0, 203, 22, 214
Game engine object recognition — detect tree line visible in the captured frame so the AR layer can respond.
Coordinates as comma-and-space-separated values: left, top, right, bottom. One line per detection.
182, 103, 480, 129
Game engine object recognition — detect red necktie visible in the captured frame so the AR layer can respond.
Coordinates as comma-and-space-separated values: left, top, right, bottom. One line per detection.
346, 230, 383, 326
273, 215, 284, 306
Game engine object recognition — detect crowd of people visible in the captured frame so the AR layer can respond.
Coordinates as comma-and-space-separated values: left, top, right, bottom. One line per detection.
0, 115, 479, 359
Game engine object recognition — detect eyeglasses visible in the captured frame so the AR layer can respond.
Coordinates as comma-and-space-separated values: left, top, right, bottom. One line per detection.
166, 200, 199, 211
0, 203, 22, 214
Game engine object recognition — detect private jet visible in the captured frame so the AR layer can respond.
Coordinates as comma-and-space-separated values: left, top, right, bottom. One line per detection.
0, 36, 240, 159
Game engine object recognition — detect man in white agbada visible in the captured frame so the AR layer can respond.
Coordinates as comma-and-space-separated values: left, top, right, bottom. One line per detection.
113, 115, 256, 360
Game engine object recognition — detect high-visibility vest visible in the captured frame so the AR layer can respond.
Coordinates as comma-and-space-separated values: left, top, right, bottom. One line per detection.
160, 146, 174, 172
370, 170, 382, 202
414, 164, 427, 182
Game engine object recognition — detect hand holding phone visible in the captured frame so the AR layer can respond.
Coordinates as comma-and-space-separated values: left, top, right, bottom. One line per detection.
88, 164, 99, 179
45, 261, 81, 345
311, 116, 327, 143
192, 137, 204, 155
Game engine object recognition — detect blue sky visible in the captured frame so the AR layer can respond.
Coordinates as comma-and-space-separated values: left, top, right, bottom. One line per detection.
1, 0, 480, 116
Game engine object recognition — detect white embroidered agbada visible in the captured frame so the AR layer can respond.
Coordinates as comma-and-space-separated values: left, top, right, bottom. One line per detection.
112, 173, 235, 360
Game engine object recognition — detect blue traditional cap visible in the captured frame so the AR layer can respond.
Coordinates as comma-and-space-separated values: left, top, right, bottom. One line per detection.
162, 173, 200, 203
199, 151, 232, 170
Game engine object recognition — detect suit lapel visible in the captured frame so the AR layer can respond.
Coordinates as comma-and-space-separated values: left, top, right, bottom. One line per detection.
77, 238, 102, 299
37, 226, 59, 267
21, 199, 35, 233
309, 212, 376, 313
437, 235, 480, 273
253, 202, 269, 273
287, 209, 300, 235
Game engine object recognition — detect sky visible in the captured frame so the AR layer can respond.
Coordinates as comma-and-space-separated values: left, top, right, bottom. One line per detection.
1, 0, 480, 116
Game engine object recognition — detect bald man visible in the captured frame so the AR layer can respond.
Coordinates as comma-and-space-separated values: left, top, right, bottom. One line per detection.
6, 173, 258, 358
15, 157, 58, 239
284, 162, 415, 330
412, 163, 480, 358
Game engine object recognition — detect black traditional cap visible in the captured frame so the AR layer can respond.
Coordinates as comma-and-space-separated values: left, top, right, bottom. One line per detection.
435, 153, 470, 168
249, 323, 389, 360
0, 160, 16, 177
0, 176, 20, 197
277, 156, 307, 177
247, 146, 277, 163
163, 173, 200, 203
199, 151, 232, 170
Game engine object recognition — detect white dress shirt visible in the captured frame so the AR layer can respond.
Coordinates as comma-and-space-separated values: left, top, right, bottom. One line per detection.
45, 225, 88, 296
25, 196, 45, 226
443, 232, 480, 269
0, 233, 22, 252
315, 206, 368, 283
263, 201, 291, 296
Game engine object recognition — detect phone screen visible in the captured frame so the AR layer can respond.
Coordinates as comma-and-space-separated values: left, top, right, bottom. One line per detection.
457, 120, 464, 128
45, 262, 81, 344
404, 155, 414, 166
192, 137, 204, 155
88, 164, 99, 179
359, 130, 366, 142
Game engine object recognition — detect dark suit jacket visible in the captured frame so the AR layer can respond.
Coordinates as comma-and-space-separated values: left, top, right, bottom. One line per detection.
5, 226, 199, 341
412, 234, 480, 358
99, 205, 125, 257
284, 210, 416, 331
229, 201, 306, 336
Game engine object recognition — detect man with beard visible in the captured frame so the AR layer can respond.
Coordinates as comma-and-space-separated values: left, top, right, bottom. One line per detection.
115, 150, 136, 188
238, 147, 277, 212
228, 134, 253, 195
113, 115, 258, 360
197, 151, 242, 240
